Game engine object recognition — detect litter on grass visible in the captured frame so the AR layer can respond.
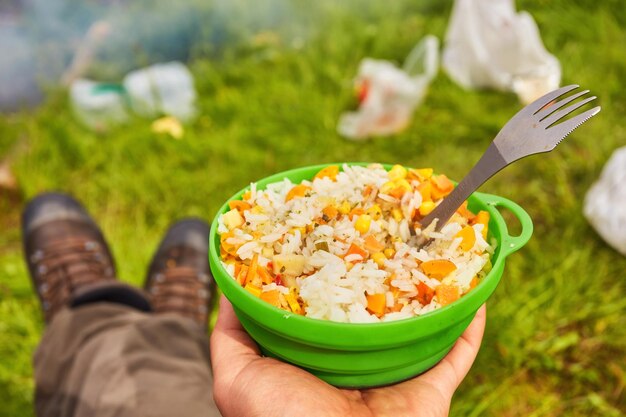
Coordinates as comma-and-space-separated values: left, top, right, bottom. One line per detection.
338, 35, 439, 140
442, 0, 561, 104
583, 146, 626, 256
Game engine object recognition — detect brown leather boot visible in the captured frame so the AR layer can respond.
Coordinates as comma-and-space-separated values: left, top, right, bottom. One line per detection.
22, 193, 118, 323
144, 219, 216, 327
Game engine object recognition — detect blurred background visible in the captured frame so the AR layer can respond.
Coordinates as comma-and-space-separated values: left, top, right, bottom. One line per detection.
0, 0, 624, 416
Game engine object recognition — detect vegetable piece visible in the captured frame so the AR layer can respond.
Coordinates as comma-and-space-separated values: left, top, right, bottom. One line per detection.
380, 181, 396, 195
456, 200, 475, 221
315, 241, 330, 252
272, 254, 306, 276
421, 259, 457, 280
417, 181, 432, 202
470, 276, 479, 289
366, 293, 386, 316
371, 252, 386, 268
471, 210, 490, 238
391, 208, 403, 222
220, 232, 239, 256
260, 289, 281, 307
349, 207, 365, 220
257, 265, 274, 285
322, 205, 338, 221
285, 184, 311, 202
246, 254, 260, 286
314, 165, 339, 181
366, 204, 382, 220
417, 282, 435, 305
338, 201, 351, 215
237, 264, 249, 285
435, 284, 460, 306
383, 248, 395, 259
364, 235, 385, 252
285, 288, 302, 314
455, 225, 476, 252
388, 165, 408, 181
430, 175, 454, 200
418, 201, 436, 216
242, 190, 252, 200
229, 200, 252, 212
355, 214, 372, 234
222, 209, 244, 230
345, 243, 368, 261
244, 282, 262, 297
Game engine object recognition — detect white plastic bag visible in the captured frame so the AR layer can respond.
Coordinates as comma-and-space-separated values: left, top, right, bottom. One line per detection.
583, 147, 626, 256
123, 62, 197, 122
70, 79, 129, 131
338, 35, 439, 140
442, 0, 561, 104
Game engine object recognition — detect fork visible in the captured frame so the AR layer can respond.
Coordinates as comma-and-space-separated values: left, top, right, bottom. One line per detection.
420, 84, 601, 231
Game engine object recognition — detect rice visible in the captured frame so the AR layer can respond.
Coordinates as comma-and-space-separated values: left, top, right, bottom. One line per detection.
218, 164, 495, 323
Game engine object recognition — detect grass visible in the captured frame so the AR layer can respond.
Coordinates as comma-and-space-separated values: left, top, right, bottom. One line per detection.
1, 0, 625, 415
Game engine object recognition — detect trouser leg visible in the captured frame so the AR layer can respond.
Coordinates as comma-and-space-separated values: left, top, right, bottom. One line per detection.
34, 302, 221, 417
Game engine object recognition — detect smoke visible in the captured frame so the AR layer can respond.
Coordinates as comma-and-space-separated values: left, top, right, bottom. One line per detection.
0, 0, 305, 112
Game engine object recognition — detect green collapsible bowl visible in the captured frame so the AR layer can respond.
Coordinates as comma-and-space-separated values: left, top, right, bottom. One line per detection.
209, 164, 533, 388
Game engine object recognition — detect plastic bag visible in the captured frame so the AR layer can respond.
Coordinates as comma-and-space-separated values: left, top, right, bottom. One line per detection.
583, 147, 626, 256
338, 35, 439, 140
70, 79, 129, 131
442, 0, 561, 104
123, 62, 197, 122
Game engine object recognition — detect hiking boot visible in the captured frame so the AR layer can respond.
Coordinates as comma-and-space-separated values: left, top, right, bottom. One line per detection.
144, 218, 216, 327
22, 192, 117, 323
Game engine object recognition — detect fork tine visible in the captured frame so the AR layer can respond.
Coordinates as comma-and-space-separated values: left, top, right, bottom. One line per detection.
536, 89, 589, 120
527, 84, 580, 115
542, 96, 597, 127
546, 106, 601, 140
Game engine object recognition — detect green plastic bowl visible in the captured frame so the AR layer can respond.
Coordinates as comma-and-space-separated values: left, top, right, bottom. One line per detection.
209, 164, 533, 388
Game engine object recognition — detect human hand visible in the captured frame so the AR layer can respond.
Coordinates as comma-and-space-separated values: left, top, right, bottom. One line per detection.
210, 297, 486, 417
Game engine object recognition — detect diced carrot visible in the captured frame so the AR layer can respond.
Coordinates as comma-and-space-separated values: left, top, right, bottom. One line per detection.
314, 165, 339, 181
421, 259, 457, 280
455, 225, 476, 252
257, 265, 274, 285
471, 210, 490, 238
469, 276, 479, 289
345, 243, 368, 261
229, 200, 252, 212
417, 281, 435, 305
285, 184, 311, 202
322, 205, 338, 221
220, 232, 239, 256
417, 181, 432, 202
391, 303, 404, 312
364, 235, 385, 253
348, 207, 365, 220
389, 186, 406, 199
430, 175, 454, 200
366, 293, 386, 317
260, 289, 281, 307
435, 284, 460, 306
456, 200, 475, 221
237, 264, 249, 285
362, 185, 373, 197
234, 262, 242, 278
242, 190, 252, 200
246, 254, 259, 286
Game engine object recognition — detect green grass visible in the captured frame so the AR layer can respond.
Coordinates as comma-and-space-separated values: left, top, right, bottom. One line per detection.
1, 0, 626, 416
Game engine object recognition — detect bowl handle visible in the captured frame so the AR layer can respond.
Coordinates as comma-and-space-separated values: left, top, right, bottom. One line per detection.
480, 193, 534, 257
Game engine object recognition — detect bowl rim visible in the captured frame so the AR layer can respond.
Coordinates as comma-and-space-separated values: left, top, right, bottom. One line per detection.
209, 163, 532, 346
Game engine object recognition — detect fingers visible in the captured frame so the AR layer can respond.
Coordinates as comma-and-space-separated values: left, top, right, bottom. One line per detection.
405, 304, 487, 401
210, 296, 261, 378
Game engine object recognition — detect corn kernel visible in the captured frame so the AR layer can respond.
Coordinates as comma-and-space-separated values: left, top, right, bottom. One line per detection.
372, 252, 386, 267
355, 214, 372, 234
338, 201, 351, 215
383, 248, 395, 259
391, 208, 403, 222
416, 168, 433, 179
380, 181, 396, 194
395, 179, 412, 193
419, 201, 436, 216
388, 164, 408, 181
366, 204, 382, 220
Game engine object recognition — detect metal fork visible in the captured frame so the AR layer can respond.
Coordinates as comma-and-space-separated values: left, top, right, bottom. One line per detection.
420, 84, 601, 231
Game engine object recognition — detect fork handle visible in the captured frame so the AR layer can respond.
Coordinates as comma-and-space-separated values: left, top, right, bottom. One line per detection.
421, 142, 508, 231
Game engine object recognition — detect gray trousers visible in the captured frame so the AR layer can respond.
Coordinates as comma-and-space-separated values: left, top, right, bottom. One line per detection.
34, 303, 222, 417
